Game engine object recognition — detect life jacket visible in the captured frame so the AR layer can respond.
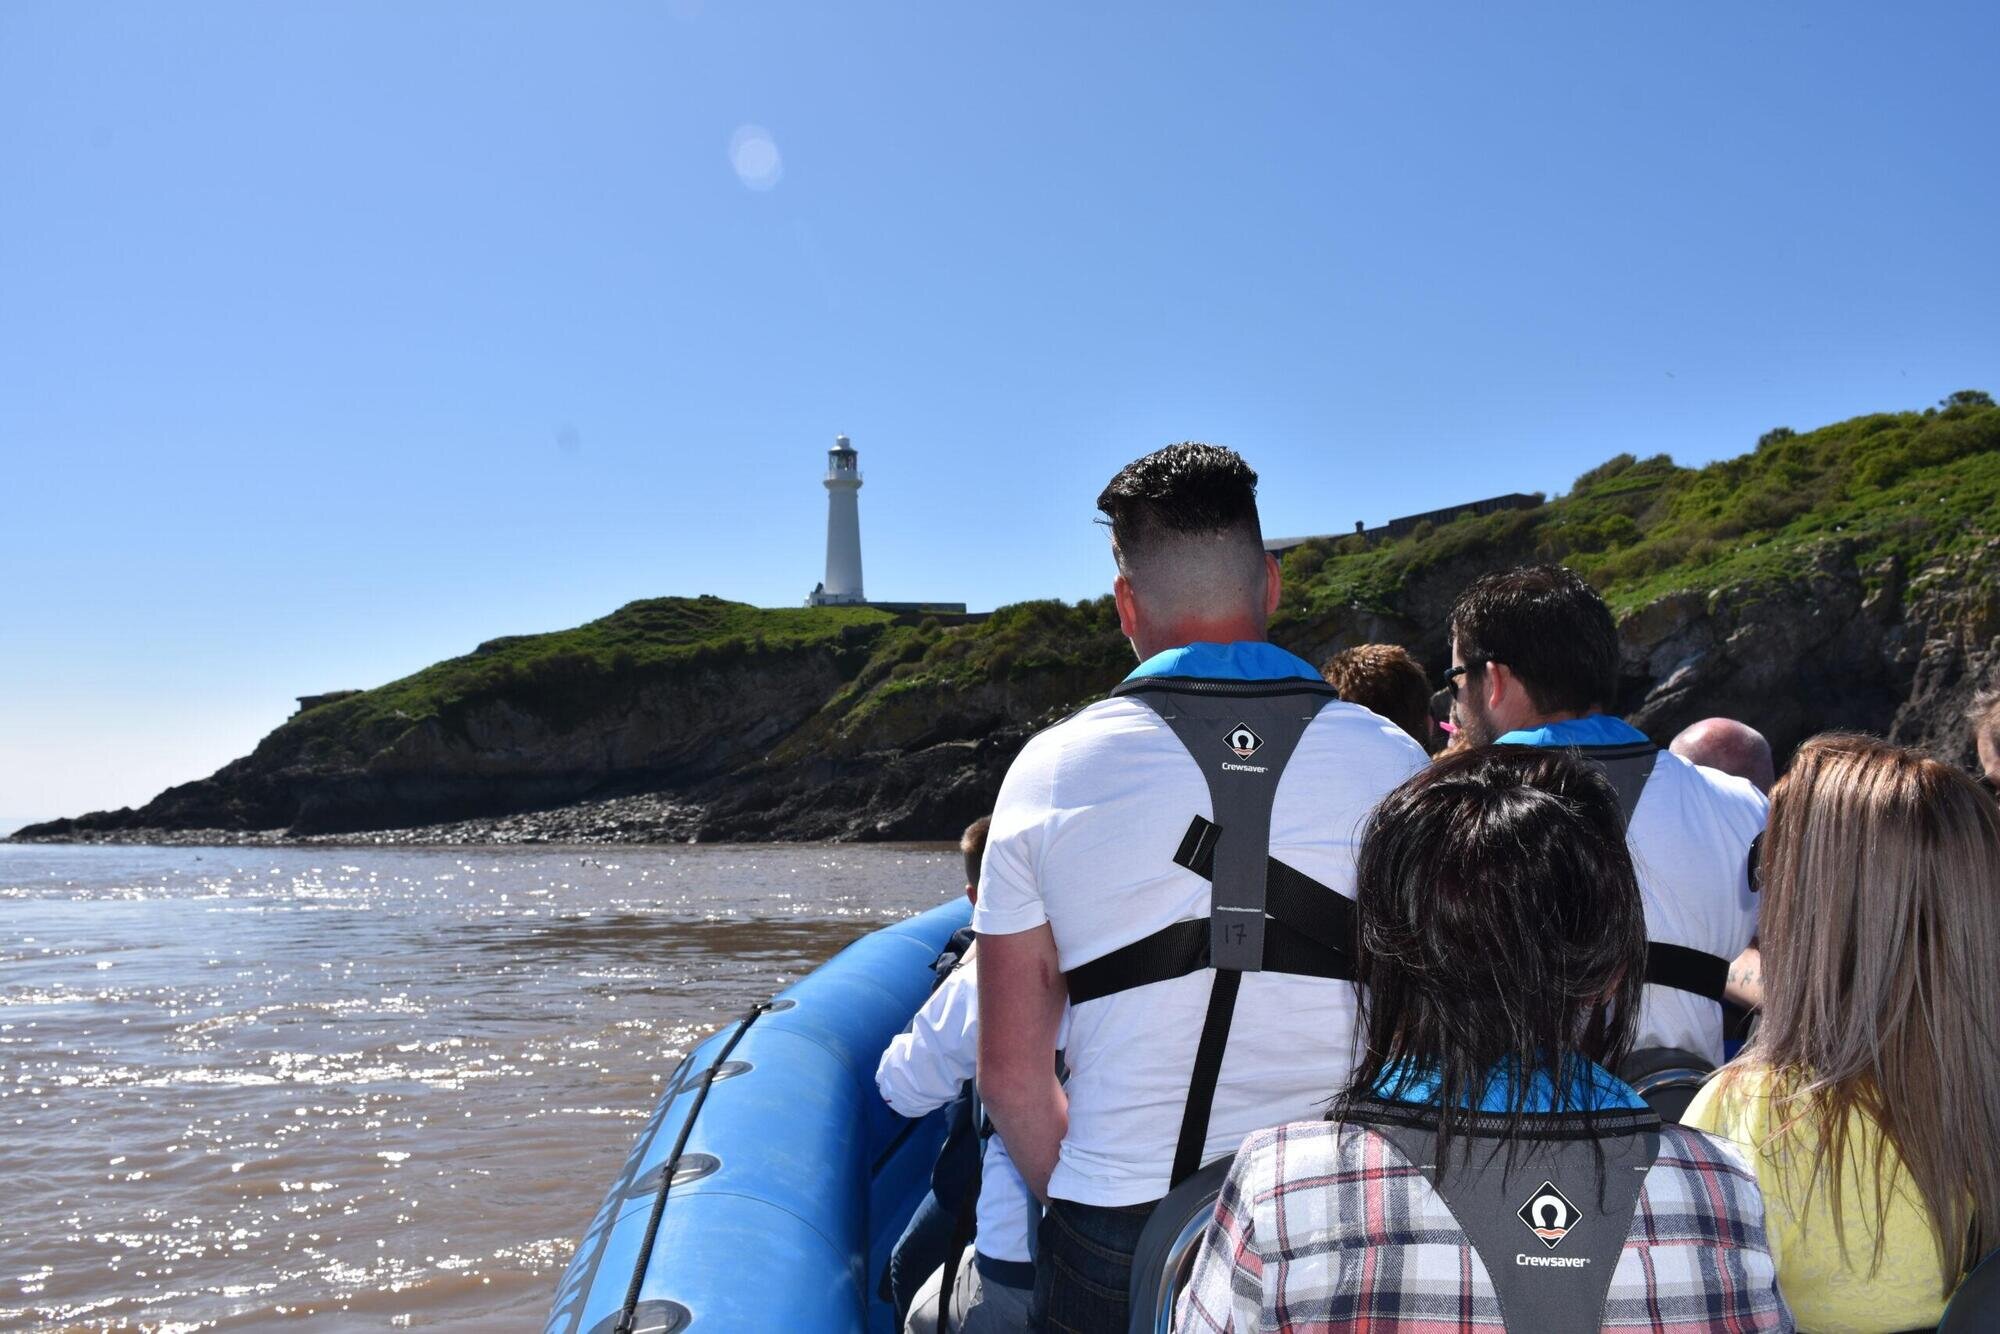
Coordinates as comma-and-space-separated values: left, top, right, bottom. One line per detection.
1573, 740, 1738, 1008
1062, 673, 1354, 1190
1569, 739, 1755, 1113
1340, 1092, 1669, 1334
1130, 1073, 1762, 1332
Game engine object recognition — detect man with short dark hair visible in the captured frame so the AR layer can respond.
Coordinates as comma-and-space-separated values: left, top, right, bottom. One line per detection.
976, 444, 1425, 1330
1320, 643, 1435, 750
1444, 565, 1766, 1067
1446, 564, 1623, 741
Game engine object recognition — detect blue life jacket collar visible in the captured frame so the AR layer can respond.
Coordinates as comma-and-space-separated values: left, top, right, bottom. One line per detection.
1125, 641, 1322, 684
1371, 1055, 1649, 1114
1495, 714, 1649, 748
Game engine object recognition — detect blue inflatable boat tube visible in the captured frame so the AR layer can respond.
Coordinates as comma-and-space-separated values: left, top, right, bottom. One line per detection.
545, 897, 974, 1334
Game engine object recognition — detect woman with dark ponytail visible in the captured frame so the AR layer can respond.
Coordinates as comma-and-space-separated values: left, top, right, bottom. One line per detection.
1174, 746, 1790, 1332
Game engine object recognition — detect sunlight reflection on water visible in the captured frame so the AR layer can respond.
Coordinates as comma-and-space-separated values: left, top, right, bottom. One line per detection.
0, 842, 957, 1329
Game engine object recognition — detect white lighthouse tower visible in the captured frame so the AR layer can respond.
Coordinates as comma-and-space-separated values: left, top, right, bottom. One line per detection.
807, 434, 866, 606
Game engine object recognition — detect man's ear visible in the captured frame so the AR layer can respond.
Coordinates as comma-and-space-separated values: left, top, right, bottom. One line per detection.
1113, 572, 1141, 641
1262, 552, 1283, 619
1485, 660, 1517, 715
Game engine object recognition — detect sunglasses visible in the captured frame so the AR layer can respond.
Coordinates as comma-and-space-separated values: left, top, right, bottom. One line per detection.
1442, 661, 1490, 697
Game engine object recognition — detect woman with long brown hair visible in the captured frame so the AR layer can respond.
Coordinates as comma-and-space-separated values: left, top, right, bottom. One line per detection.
1686, 733, 2000, 1330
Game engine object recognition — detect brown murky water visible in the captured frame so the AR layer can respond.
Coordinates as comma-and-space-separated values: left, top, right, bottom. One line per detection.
0, 843, 959, 1330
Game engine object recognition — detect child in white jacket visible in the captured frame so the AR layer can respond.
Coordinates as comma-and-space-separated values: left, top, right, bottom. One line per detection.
876, 819, 1068, 1334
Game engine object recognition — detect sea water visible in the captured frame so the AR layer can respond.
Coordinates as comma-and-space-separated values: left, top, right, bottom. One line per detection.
0, 842, 959, 1329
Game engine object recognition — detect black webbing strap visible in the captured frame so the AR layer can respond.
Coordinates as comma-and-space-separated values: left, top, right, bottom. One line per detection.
1066, 919, 1210, 1005
1065, 915, 1353, 1005
1645, 940, 1730, 1002
1064, 817, 1357, 1006
1173, 816, 1221, 879
935, 1113, 982, 1331
1172, 969, 1242, 1187
1264, 857, 1355, 956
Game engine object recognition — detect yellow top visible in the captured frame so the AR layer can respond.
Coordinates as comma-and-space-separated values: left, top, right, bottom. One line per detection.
1685, 1065, 1954, 1334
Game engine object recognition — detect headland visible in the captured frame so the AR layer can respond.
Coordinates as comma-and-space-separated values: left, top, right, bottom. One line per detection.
16, 397, 1997, 846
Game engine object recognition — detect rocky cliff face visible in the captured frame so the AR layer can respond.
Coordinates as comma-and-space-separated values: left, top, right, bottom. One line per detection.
15, 609, 1132, 844
1279, 537, 1997, 772
1887, 539, 2000, 766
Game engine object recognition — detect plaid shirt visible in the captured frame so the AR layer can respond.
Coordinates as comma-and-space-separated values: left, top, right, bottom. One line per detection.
1173, 1118, 1792, 1332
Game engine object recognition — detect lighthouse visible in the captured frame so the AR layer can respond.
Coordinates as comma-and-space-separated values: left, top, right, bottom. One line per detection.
807, 434, 866, 606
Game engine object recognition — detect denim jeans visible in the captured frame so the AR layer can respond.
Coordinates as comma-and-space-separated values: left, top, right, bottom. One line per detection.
1031, 1197, 1156, 1333
890, 1189, 957, 1322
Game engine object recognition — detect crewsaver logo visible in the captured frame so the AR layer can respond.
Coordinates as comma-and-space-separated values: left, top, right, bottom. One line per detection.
1518, 1181, 1578, 1249
1225, 724, 1264, 759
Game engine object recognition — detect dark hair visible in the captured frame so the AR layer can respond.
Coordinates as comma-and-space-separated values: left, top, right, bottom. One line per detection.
1448, 564, 1620, 716
1338, 746, 1647, 1165
1321, 644, 1433, 748
1428, 686, 1454, 727
960, 815, 992, 887
1094, 443, 1263, 564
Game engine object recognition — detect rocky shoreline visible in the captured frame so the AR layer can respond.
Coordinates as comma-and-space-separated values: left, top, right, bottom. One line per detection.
13, 714, 1047, 848
19, 790, 710, 848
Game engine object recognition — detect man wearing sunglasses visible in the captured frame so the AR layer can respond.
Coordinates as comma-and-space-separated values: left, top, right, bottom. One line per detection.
1443, 565, 1767, 1075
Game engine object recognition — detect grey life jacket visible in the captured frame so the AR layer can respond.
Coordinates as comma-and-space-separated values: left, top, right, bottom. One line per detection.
1063, 673, 1354, 1189
1343, 1095, 1665, 1334
1570, 741, 1737, 1005
1062, 686, 1741, 1190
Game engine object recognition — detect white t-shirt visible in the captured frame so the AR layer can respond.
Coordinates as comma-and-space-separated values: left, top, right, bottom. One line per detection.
875, 957, 1064, 1264
1623, 751, 1767, 1063
973, 693, 1428, 1206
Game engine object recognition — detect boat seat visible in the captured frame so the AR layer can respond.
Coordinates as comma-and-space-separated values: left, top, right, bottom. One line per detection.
1617, 1047, 1713, 1124
1940, 1247, 2000, 1332
1126, 1156, 1234, 1333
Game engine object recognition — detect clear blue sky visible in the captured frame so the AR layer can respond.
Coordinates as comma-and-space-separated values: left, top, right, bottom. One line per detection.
2, 1, 1995, 824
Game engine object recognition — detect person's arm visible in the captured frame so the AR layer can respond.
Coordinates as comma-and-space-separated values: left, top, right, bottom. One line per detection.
976, 923, 1068, 1201
1724, 945, 1763, 1010
875, 966, 980, 1118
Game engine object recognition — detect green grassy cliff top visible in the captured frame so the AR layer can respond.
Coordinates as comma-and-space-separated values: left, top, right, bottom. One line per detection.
1279, 393, 1998, 627
268, 394, 1999, 769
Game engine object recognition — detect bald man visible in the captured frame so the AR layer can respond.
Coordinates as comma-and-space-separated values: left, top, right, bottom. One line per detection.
1969, 687, 2000, 794
1668, 717, 1775, 1010
1669, 717, 1777, 795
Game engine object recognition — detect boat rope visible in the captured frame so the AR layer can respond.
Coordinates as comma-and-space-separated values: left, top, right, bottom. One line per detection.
615, 1000, 773, 1334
